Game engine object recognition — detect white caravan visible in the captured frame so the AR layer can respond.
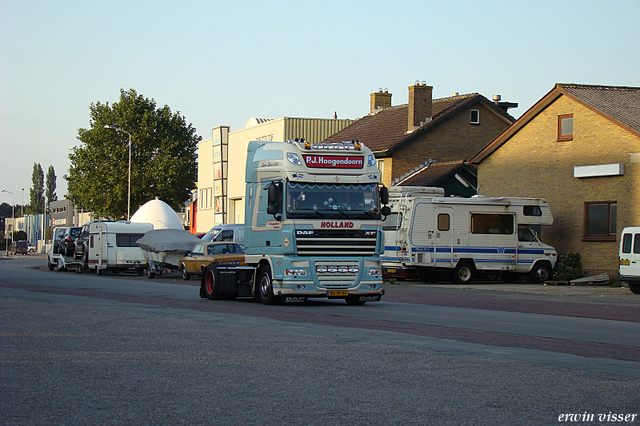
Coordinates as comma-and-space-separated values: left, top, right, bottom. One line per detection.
382, 187, 557, 283
619, 227, 640, 294
87, 221, 153, 275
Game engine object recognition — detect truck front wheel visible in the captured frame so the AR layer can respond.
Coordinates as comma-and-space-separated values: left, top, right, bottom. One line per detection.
628, 284, 640, 294
257, 265, 281, 305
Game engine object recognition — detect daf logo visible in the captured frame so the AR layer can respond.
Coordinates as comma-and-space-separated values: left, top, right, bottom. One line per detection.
296, 230, 314, 235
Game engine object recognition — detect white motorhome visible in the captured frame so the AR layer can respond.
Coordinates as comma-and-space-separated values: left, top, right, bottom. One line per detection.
382, 187, 557, 283
87, 221, 153, 275
619, 227, 640, 294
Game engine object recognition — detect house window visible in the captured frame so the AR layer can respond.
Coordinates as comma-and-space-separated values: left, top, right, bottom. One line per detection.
558, 114, 573, 141
584, 201, 617, 241
470, 109, 480, 124
376, 159, 384, 183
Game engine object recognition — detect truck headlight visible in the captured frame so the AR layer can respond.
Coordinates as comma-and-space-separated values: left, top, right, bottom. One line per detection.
286, 269, 307, 277
368, 268, 382, 277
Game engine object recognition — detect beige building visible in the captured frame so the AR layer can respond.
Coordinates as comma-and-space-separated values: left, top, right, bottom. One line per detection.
196, 116, 355, 233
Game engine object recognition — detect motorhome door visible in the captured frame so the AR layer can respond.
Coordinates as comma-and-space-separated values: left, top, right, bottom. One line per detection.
434, 207, 454, 267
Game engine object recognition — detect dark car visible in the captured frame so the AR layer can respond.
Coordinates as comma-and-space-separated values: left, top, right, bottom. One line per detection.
12, 240, 28, 255
73, 223, 91, 260
58, 227, 81, 257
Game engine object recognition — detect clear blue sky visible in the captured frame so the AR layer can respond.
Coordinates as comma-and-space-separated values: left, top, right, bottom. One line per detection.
1, 0, 639, 207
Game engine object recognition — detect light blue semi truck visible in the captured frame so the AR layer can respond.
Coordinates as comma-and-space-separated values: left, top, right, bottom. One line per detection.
200, 139, 390, 305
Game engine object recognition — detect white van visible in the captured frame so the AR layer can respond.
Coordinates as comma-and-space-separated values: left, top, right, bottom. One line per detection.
619, 227, 640, 294
201, 224, 245, 248
87, 221, 153, 275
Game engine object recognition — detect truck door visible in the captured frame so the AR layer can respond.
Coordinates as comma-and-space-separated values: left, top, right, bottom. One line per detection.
434, 207, 454, 267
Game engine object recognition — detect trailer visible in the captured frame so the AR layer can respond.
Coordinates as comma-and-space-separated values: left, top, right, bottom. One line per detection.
48, 227, 85, 272
382, 187, 557, 283
136, 228, 203, 278
48, 227, 86, 272
86, 221, 153, 275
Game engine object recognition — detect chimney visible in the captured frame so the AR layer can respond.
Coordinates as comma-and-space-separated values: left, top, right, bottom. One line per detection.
370, 88, 392, 114
408, 83, 433, 132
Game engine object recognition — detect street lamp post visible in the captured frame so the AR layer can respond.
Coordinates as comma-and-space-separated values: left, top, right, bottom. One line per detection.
1, 189, 15, 256
104, 125, 132, 221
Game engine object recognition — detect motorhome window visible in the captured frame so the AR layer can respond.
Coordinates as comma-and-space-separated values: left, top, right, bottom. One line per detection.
286, 182, 381, 220
471, 214, 513, 234
115, 233, 146, 247
523, 206, 542, 216
382, 212, 402, 231
584, 201, 616, 240
622, 234, 632, 253
635, 234, 640, 254
438, 214, 450, 231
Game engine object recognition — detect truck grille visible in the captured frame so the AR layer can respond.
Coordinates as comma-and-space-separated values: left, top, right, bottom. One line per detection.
295, 229, 377, 256
315, 260, 359, 288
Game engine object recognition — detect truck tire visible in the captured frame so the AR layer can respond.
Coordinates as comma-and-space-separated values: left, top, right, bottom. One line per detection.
452, 262, 474, 284
257, 265, 281, 305
48, 261, 55, 271
629, 284, 640, 294
202, 266, 222, 300
529, 262, 552, 284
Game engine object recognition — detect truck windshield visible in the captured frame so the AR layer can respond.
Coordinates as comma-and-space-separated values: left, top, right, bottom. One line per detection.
286, 182, 381, 219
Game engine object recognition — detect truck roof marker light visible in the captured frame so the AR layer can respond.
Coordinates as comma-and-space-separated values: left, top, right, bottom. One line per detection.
304, 140, 311, 149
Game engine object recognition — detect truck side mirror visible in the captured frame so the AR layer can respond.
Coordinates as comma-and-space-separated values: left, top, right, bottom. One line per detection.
381, 206, 391, 216
266, 182, 282, 219
380, 186, 389, 205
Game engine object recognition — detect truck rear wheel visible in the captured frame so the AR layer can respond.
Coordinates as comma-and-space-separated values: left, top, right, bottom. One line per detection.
202, 266, 222, 300
629, 284, 640, 294
257, 265, 281, 305
452, 262, 474, 284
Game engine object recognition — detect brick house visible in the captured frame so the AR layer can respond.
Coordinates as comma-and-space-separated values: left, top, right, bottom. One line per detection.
322, 83, 516, 189
472, 83, 640, 276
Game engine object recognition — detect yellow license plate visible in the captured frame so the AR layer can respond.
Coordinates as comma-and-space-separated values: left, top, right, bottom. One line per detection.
621, 259, 630, 266
327, 290, 349, 297
387, 268, 396, 273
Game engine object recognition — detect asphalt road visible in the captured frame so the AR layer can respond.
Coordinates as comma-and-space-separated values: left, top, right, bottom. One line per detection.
2, 254, 640, 425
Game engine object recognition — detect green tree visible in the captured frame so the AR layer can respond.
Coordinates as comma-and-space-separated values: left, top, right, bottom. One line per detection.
66, 89, 200, 220
29, 163, 44, 214
46, 165, 58, 202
